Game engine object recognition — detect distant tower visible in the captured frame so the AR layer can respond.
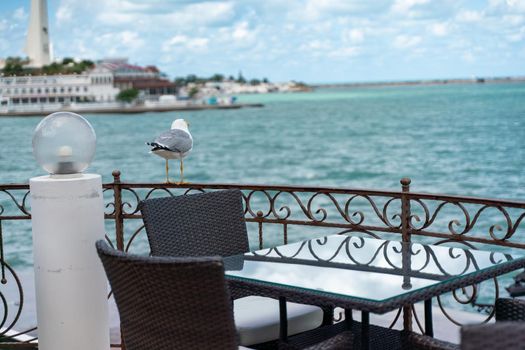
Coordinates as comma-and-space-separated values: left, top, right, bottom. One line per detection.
25, 0, 51, 67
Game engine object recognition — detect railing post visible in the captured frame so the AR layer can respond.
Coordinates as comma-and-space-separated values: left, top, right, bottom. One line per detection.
112, 170, 127, 350
112, 170, 124, 251
257, 210, 264, 249
400, 177, 411, 243
400, 177, 413, 332
0, 220, 5, 284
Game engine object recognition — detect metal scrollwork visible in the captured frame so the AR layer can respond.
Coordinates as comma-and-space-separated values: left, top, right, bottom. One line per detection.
1, 173, 524, 348
0, 189, 31, 218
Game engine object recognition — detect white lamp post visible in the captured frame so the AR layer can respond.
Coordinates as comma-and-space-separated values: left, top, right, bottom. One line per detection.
30, 112, 110, 350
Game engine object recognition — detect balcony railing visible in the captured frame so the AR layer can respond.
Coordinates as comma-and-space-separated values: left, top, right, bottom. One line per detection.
0, 170, 524, 348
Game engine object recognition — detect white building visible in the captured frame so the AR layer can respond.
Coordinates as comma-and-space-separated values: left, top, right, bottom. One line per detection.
0, 66, 119, 109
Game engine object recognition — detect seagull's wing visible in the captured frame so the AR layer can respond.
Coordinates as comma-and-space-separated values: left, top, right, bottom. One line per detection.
150, 129, 193, 153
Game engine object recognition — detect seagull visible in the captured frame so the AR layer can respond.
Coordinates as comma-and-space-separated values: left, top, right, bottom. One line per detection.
147, 119, 193, 184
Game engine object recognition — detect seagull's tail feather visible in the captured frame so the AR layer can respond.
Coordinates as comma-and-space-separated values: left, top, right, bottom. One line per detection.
146, 142, 170, 151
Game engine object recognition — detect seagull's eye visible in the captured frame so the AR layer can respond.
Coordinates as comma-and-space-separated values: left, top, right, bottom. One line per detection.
186, 121, 190, 127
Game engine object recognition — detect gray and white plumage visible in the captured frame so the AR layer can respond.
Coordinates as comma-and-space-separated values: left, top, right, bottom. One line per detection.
147, 119, 193, 160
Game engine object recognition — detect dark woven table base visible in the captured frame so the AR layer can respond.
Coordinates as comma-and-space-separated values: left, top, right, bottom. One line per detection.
252, 321, 403, 350
253, 320, 460, 350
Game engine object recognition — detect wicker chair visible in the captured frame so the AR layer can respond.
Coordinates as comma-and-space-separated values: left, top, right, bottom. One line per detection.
140, 189, 325, 347
96, 240, 353, 350
460, 322, 525, 350
406, 298, 525, 350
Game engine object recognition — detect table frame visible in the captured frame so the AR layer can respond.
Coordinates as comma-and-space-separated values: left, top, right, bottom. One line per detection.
226, 241, 525, 349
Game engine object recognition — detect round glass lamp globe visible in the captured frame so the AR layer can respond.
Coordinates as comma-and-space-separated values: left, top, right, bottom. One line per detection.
32, 112, 96, 175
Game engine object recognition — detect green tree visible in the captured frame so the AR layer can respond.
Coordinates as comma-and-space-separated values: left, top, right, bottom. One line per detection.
237, 72, 246, 84
186, 74, 197, 83
69, 60, 94, 74
2, 57, 26, 75
249, 78, 261, 86
188, 86, 199, 99
116, 88, 139, 103
262, 77, 269, 83
62, 57, 75, 65
42, 62, 63, 75
80, 59, 94, 67
174, 77, 186, 86
210, 73, 224, 82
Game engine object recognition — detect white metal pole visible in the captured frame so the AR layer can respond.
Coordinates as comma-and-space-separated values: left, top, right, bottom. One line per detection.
30, 173, 109, 350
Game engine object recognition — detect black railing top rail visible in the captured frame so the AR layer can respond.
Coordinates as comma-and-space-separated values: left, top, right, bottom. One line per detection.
106, 183, 525, 212
2, 174, 524, 209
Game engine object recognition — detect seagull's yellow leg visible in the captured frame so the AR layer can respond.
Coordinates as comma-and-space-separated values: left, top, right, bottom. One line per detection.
180, 158, 184, 184
165, 159, 171, 184
177, 157, 189, 185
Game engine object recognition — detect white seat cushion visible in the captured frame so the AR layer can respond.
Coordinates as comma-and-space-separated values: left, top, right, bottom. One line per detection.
234, 296, 324, 346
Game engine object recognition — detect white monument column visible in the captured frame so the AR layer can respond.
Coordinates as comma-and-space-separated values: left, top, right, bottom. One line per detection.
30, 112, 109, 350
25, 0, 51, 67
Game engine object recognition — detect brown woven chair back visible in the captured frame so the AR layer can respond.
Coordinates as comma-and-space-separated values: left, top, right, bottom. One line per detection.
140, 189, 249, 257
461, 322, 525, 350
495, 298, 525, 321
96, 240, 238, 350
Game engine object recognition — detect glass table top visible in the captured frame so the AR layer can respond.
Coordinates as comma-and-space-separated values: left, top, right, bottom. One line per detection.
224, 235, 525, 303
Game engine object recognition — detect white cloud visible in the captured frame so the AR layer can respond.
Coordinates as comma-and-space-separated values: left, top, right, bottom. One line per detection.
162, 35, 209, 52
120, 31, 144, 49
489, 0, 525, 14
58, 0, 234, 28
0, 38, 8, 51
97, 12, 141, 25
393, 35, 422, 48
502, 15, 525, 25
232, 21, 257, 42
391, 0, 430, 14
343, 29, 365, 43
165, 35, 187, 46
506, 26, 525, 42
328, 46, 361, 58
456, 10, 483, 22
93, 30, 145, 56
429, 22, 449, 36
462, 51, 475, 62
13, 8, 27, 21
56, 0, 75, 24
166, 1, 235, 27
215, 21, 260, 49
0, 19, 7, 32
301, 0, 389, 21
300, 40, 331, 51
95, 1, 151, 26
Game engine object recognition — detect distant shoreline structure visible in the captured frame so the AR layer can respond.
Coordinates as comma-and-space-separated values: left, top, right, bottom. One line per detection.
0, 102, 263, 117
312, 76, 525, 89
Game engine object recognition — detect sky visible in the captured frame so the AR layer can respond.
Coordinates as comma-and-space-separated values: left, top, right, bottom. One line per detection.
0, 0, 524, 83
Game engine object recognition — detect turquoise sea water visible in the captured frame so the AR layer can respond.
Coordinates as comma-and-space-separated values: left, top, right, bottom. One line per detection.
0, 83, 524, 329
2, 83, 524, 196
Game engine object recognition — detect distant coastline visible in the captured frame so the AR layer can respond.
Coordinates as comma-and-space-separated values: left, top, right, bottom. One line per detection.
312, 76, 525, 89
0, 102, 263, 117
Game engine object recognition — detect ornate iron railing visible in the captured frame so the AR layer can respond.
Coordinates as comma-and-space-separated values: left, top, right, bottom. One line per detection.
0, 170, 524, 348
